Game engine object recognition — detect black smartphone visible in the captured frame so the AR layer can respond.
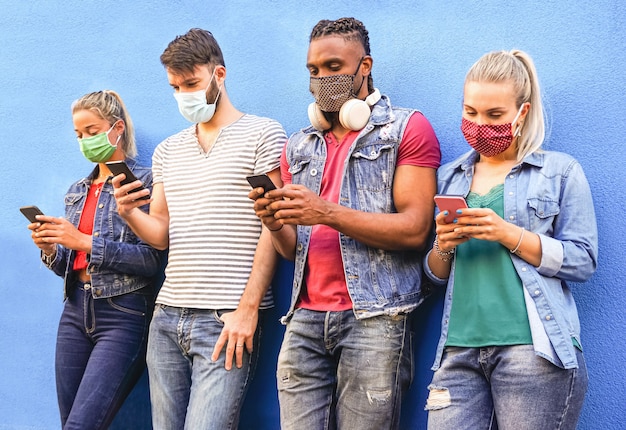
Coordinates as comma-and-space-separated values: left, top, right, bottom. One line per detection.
246, 174, 277, 192
20, 205, 45, 223
105, 161, 149, 200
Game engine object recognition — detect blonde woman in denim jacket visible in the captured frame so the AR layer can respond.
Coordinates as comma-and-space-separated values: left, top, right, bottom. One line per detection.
27, 91, 162, 429
423, 51, 598, 429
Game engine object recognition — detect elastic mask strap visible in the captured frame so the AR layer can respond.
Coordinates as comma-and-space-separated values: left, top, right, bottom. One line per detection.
512, 103, 525, 137
351, 57, 366, 98
106, 120, 122, 147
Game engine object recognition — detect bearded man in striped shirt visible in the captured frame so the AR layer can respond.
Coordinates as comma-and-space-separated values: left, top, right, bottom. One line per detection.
113, 28, 286, 430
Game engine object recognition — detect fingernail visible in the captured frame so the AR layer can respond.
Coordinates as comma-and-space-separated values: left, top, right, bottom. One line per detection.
443, 210, 449, 215
456, 209, 463, 214
453, 219, 458, 224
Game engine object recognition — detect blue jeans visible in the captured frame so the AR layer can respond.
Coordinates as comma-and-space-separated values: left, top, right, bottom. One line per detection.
146, 305, 262, 430
426, 345, 588, 430
277, 308, 413, 430
55, 281, 151, 429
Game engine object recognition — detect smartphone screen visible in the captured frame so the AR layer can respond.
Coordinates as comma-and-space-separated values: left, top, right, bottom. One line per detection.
434, 195, 468, 223
246, 174, 277, 192
20, 205, 45, 223
105, 161, 149, 200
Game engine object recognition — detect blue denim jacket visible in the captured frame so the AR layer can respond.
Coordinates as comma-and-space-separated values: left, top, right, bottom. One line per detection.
424, 150, 598, 370
282, 95, 427, 322
43, 159, 162, 299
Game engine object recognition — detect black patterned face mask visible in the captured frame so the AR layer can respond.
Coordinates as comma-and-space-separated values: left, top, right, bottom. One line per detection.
309, 58, 364, 112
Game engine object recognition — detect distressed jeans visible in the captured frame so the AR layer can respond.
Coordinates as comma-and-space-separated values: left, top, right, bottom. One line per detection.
55, 281, 151, 430
146, 304, 262, 430
277, 308, 413, 430
426, 345, 588, 430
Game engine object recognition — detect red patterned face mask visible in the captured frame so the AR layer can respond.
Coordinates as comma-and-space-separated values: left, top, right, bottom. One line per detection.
461, 105, 524, 157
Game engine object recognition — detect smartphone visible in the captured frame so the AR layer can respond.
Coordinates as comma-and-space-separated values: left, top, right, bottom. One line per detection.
105, 160, 149, 200
246, 174, 277, 192
20, 205, 45, 223
434, 195, 468, 223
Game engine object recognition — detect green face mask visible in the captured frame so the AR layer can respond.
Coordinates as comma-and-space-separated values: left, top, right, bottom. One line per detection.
78, 123, 120, 163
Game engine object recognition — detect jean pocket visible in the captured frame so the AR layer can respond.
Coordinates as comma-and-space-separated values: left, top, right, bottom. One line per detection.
212, 309, 234, 325
107, 292, 147, 316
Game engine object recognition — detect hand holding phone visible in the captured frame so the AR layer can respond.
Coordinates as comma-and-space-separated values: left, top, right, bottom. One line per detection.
434, 195, 468, 223
106, 161, 149, 200
20, 205, 45, 223
246, 174, 277, 192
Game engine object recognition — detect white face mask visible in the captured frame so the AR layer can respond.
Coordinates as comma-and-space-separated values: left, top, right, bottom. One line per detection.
173, 69, 221, 123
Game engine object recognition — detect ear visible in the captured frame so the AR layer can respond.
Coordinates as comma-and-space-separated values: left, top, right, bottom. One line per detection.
214, 64, 227, 84
519, 102, 531, 120
112, 119, 125, 135
360, 55, 373, 77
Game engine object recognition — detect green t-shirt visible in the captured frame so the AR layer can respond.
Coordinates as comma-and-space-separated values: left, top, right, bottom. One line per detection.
446, 184, 533, 347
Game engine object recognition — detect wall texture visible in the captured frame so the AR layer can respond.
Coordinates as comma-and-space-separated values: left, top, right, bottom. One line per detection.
1, 1, 624, 429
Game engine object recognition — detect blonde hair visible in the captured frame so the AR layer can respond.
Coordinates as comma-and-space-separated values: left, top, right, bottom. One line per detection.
71, 90, 137, 158
465, 50, 545, 161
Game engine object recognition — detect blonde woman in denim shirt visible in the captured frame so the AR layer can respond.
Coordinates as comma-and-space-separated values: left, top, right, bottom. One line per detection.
423, 51, 597, 429
27, 90, 162, 429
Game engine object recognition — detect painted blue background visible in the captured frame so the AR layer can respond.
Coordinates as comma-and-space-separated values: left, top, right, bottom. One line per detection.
1, 1, 624, 429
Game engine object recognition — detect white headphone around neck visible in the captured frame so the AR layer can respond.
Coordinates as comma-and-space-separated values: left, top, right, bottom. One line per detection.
308, 88, 381, 132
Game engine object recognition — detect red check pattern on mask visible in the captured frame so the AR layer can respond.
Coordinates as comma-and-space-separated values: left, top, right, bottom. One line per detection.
461, 118, 515, 157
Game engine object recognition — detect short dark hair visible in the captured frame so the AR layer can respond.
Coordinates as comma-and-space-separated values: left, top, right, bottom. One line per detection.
310, 17, 371, 56
160, 28, 225, 74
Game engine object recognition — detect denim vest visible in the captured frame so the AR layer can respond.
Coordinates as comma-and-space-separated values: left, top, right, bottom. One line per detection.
282, 95, 427, 322
43, 159, 162, 299
424, 150, 598, 370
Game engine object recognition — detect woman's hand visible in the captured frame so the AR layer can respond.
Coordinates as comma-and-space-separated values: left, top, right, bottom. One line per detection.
27, 220, 56, 255
434, 209, 472, 252
449, 207, 513, 243
30, 216, 92, 253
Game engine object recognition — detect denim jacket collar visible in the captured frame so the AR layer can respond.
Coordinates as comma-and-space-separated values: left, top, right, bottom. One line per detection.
456, 150, 546, 173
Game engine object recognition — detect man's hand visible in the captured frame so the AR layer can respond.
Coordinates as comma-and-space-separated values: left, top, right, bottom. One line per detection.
249, 187, 284, 231
211, 308, 259, 370
265, 184, 332, 226
111, 173, 151, 218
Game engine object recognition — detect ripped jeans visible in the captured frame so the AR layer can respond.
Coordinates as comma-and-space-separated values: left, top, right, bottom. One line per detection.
277, 308, 413, 430
425, 345, 588, 430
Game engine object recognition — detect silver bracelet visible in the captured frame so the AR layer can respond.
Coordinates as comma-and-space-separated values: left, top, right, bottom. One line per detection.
510, 227, 525, 254
433, 236, 455, 262
42, 249, 57, 265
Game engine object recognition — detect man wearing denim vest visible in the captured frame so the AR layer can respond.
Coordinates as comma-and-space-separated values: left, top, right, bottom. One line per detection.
251, 17, 441, 429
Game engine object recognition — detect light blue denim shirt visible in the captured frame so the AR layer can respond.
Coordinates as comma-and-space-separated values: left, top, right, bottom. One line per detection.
282, 95, 427, 322
424, 150, 598, 370
43, 159, 162, 299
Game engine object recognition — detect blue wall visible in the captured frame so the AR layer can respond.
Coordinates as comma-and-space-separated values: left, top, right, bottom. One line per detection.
1, 1, 624, 429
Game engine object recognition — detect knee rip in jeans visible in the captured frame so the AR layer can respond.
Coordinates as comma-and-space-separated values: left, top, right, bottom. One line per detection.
366, 389, 391, 406
425, 384, 451, 410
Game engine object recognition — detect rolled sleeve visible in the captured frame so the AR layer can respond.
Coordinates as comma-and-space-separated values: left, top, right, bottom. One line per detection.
536, 234, 564, 277
423, 251, 449, 286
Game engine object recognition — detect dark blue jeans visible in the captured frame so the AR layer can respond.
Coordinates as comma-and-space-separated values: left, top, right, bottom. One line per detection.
55, 280, 151, 429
